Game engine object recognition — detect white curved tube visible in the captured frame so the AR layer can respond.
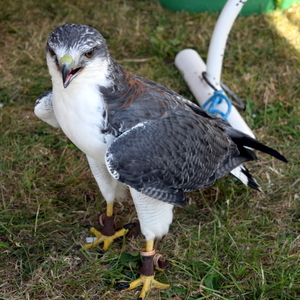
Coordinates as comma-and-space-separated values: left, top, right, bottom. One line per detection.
175, 0, 255, 138
207, 0, 248, 87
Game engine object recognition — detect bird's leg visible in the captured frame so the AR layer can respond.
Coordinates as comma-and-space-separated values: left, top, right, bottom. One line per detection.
119, 240, 169, 299
79, 203, 129, 251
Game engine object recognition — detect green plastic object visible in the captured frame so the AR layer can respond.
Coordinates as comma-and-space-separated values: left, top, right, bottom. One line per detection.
278, 0, 300, 10
158, 0, 300, 15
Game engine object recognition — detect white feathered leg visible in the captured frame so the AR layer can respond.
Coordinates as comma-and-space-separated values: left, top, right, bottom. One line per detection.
120, 188, 172, 299
87, 155, 127, 208
130, 188, 173, 241
78, 156, 128, 251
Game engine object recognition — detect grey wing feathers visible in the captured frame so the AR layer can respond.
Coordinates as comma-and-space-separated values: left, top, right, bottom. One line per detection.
106, 109, 245, 205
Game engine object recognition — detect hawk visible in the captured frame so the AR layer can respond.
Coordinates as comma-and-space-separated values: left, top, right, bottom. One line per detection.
34, 24, 287, 299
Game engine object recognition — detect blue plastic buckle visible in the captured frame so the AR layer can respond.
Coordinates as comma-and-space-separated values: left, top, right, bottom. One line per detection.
202, 90, 232, 121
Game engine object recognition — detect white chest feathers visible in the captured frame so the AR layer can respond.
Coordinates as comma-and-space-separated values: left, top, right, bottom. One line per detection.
52, 78, 115, 163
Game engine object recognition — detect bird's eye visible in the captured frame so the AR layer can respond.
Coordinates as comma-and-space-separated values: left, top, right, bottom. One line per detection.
84, 48, 95, 58
48, 47, 56, 57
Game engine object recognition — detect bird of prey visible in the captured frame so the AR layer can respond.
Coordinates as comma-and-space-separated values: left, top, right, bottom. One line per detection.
35, 23, 287, 299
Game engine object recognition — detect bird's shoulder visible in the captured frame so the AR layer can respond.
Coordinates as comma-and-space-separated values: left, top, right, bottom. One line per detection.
101, 61, 231, 143
101, 63, 204, 135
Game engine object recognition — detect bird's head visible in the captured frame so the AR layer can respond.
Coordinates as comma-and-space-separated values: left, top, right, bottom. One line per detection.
46, 24, 109, 88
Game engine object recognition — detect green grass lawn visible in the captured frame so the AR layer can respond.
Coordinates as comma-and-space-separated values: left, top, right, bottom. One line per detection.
1, 0, 299, 299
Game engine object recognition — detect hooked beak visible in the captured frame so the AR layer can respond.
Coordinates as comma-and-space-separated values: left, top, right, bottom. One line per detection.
60, 54, 83, 88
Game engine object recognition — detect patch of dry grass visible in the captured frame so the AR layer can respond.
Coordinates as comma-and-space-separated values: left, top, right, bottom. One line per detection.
1, 1, 299, 299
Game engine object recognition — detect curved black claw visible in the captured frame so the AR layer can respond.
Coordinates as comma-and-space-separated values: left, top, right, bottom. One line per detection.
97, 249, 105, 258
123, 222, 136, 230
127, 221, 141, 238
72, 245, 83, 251
83, 224, 93, 229
117, 283, 130, 291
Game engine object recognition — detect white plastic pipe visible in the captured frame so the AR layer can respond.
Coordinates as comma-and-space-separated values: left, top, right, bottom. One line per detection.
175, 49, 255, 138
206, 0, 248, 87
175, 0, 255, 139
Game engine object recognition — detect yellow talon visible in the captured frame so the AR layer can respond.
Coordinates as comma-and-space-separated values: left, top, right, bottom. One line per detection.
81, 227, 129, 251
102, 228, 128, 251
89, 226, 103, 238
120, 240, 170, 299
78, 201, 130, 252
126, 275, 169, 299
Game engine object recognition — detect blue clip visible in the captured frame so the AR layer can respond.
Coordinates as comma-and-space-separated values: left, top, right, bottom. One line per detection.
202, 90, 232, 121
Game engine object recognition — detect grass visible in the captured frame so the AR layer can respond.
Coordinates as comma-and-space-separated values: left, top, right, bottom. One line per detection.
0, 0, 299, 299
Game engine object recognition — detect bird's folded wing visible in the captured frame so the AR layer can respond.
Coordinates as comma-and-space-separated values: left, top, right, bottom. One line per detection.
105, 109, 239, 205
34, 90, 60, 128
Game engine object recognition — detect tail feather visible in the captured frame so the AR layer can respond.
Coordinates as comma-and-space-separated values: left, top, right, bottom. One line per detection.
225, 127, 287, 191
230, 165, 262, 192
227, 128, 288, 163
